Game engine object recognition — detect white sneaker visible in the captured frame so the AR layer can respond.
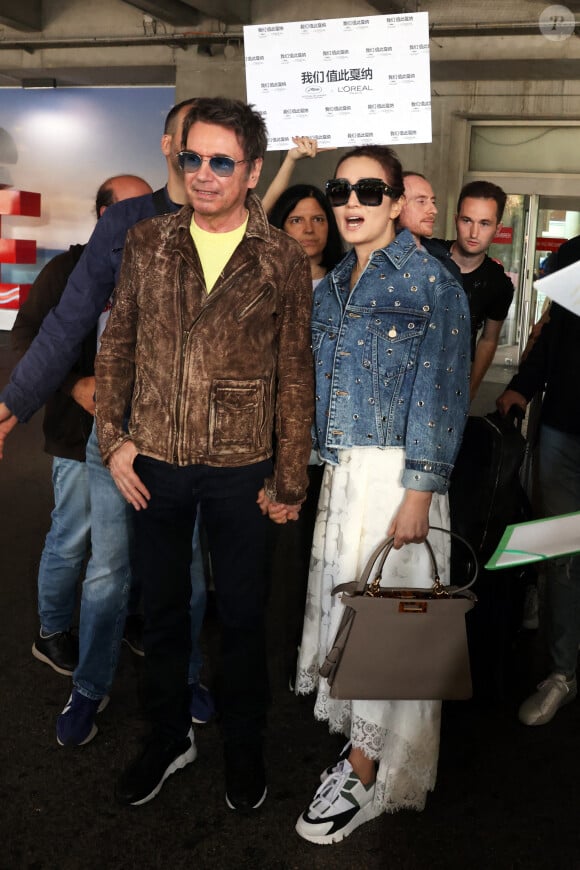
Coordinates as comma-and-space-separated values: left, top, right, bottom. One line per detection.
296, 759, 379, 845
518, 673, 577, 726
319, 740, 352, 783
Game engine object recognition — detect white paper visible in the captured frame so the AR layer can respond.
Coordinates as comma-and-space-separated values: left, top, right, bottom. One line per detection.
244, 13, 431, 151
533, 259, 580, 316
0, 309, 16, 330
485, 511, 580, 570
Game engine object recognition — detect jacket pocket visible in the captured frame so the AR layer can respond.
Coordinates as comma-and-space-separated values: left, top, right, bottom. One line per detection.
208, 378, 266, 455
362, 312, 427, 382
311, 321, 337, 364
234, 285, 273, 322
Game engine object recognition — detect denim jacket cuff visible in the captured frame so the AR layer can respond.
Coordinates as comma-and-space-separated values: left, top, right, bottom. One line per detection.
401, 465, 449, 495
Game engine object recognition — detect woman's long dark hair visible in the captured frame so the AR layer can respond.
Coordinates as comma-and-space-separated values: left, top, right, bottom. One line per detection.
269, 184, 343, 272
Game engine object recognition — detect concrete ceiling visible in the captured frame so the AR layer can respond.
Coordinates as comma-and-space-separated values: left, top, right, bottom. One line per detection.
0, 0, 41, 31
1, 0, 253, 30
0, 0, 403, 31
122, 0, 250, 26
2, 0, 579, 31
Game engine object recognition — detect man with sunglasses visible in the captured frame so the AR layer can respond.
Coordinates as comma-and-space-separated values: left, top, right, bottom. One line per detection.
95, 97, 314, 811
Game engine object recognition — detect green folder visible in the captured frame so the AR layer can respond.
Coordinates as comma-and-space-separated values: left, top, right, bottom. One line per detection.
485, 511, 580, 570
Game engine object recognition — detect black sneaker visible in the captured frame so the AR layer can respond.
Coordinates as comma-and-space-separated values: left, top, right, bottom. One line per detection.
56, 690, 110, 747
32, 630, 79, 676
224, 741, 267, 812
115, 728, 197, 806
122, 614, 145, 657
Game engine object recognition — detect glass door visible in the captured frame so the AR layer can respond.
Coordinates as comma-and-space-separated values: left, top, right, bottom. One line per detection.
465, 193, 580, 414
486, 193, 529, 354
531, 196, 580, 324
462, 121, 580, 410
481, 193, 580, 366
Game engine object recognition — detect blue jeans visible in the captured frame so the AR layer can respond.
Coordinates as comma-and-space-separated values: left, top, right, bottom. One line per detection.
74, 426, 132, 699
537, 424, 580, 677
38, 457, 91, 634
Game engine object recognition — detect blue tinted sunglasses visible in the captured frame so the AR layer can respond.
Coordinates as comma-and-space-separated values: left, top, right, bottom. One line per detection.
178, 150, 248, 177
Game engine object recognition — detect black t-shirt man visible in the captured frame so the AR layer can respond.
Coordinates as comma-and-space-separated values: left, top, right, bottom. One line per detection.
442, 241, 514, 359
435, 186, 515, 400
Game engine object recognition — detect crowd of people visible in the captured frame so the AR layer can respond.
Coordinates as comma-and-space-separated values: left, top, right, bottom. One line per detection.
0, 95, 577, 847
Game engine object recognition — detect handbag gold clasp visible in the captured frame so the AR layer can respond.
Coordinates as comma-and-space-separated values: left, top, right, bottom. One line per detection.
431, 574, 450, 598
367, 572, 450, 599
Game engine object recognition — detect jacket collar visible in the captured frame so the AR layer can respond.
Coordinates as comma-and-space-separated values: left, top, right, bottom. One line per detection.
333, 227, 418, 284
173, 191, 271, 245
375, 228, 417, 269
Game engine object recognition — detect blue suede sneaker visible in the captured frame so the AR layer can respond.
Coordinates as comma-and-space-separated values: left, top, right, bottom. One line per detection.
56, 689, 110, 747
189, 682, 215, 725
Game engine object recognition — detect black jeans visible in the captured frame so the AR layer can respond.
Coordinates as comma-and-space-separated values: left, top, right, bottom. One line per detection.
132, 455, 272, 744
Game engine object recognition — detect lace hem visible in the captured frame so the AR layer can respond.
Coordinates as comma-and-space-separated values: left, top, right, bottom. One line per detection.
298, 680, 439, 814
295, 664, 319, 697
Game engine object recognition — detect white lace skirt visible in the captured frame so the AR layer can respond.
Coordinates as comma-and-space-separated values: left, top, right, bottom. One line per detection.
295, 447, 450, 814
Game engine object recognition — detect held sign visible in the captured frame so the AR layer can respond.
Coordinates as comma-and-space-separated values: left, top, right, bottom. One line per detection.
244, 14, 432, 150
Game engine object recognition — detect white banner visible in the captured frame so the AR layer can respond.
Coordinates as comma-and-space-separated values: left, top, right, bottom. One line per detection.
244, 13, 431, 151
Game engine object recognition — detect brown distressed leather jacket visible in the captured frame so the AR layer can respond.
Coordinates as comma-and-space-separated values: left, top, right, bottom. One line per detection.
95, 193, 314, 506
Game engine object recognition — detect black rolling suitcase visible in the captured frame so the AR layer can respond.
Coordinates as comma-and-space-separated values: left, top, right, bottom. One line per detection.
449, 409, 533, 700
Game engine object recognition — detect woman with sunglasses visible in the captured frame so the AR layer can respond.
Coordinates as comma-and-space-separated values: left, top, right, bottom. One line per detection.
294, 145, 471, 845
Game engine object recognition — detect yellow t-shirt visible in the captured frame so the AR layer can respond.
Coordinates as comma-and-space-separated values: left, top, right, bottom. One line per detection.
189, 213, 248, 293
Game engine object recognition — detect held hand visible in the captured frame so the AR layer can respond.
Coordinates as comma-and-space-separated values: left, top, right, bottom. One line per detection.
108, 440, 150, 511
0, 402, 18, 460
496, 389, 527, 418
387, 490, 432, 550
257, 488, 301, 524
70, 376, 96, 415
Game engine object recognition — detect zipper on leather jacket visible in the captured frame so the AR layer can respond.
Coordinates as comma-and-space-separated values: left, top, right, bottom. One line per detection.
172, 327, 190, 464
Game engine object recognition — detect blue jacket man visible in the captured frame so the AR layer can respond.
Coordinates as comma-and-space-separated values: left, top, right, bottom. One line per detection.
1, 187, 176, 421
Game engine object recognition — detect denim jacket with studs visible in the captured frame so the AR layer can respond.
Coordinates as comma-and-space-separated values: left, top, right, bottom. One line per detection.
312, 229, 471, 493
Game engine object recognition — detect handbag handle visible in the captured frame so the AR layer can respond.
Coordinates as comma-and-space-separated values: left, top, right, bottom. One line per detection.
334, 526, 478, 599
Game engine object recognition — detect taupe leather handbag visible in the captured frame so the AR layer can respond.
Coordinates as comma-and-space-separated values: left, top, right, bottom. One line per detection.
319, 528, 478, 701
